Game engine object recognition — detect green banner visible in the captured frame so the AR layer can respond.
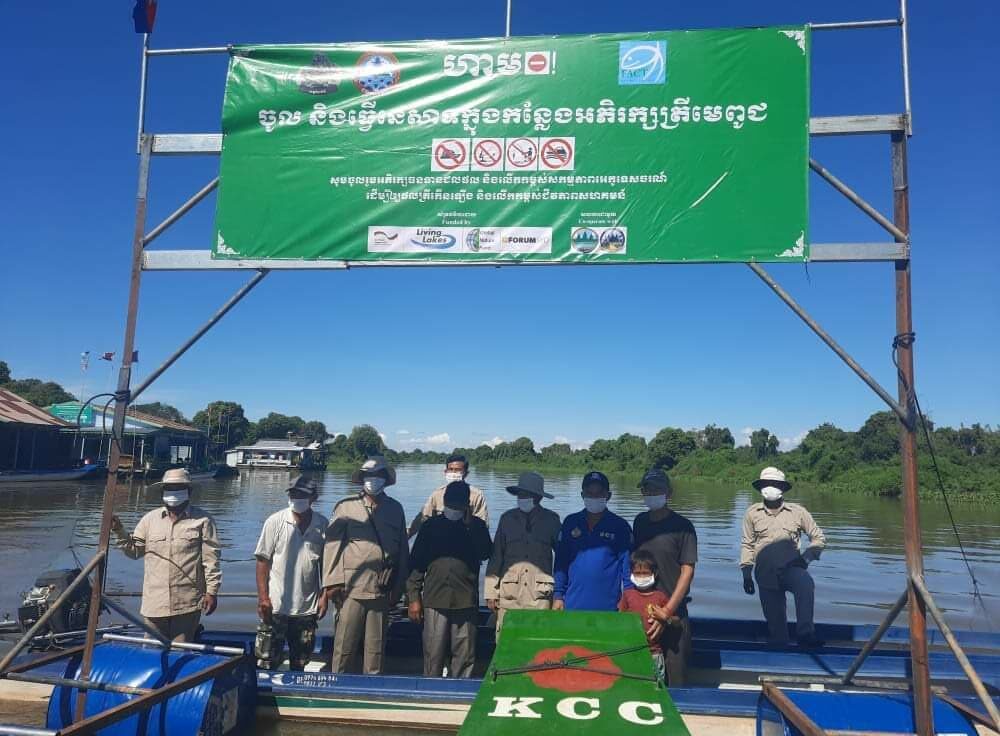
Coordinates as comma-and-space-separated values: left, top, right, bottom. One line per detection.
459, 610, 689, 735
49, 402, 94, 427
214, 27, 809, 263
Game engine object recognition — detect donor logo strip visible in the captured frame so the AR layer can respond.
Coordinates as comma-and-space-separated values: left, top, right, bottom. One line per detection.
368, 227, 552, 255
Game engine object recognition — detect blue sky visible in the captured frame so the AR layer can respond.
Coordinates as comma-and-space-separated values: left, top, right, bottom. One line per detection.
1, 1, 997, 452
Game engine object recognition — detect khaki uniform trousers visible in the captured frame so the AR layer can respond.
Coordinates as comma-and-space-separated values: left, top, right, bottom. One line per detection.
332, 596, 390, 674
145, 610, 201, 643
423, 607, 477, 678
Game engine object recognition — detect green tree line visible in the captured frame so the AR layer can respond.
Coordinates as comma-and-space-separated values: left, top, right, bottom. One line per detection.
335, 415, 1000, 503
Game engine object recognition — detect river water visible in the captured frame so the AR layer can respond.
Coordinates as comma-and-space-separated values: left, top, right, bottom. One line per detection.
1, 464, 997, 631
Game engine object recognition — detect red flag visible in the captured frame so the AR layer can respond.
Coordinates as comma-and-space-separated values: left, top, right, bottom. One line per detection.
100, 352, 115, 362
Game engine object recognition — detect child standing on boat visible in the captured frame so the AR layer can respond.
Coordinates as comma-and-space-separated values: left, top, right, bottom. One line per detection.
618, 549, 672, 682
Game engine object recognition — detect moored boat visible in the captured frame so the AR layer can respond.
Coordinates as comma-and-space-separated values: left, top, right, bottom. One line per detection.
0, 462, 105, 485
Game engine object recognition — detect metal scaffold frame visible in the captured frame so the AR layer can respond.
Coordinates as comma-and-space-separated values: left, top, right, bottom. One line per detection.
2, 3, 997, 736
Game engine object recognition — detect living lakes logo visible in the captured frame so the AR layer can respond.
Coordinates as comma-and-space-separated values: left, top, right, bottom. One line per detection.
410, 228, 457, 249
618, 41, 667, 85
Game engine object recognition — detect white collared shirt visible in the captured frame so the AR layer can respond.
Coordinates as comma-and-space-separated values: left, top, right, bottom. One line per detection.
255, 507, 328, 616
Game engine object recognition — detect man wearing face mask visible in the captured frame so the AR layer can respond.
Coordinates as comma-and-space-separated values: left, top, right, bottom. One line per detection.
741, 467, 826, 649
111, 468, 221, 642
323, 455, 409, 674
408, 454, 489, 539
632, 468, 698, 685
254, 476, 329, 671
552, 471, 632, 612
407, 481, 493, 677
485, 471, 561, 634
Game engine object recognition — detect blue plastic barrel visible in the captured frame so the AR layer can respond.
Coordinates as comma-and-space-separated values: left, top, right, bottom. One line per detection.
757, 690, 977, 736
46, 642, 255, 736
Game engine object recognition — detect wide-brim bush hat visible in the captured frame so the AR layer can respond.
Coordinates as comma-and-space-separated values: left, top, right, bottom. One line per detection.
351, 455, 397, 486
506, 471, 553, 499
752, 466, 792, 491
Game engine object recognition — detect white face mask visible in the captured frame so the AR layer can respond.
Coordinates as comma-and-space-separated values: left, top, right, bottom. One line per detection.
761, 486, 784, 503
162, 489, 190, 508
517, 498, 536, 514
442, 507, 465, 522
363, 477, 386, 495
289, 497, 311, 514
643, 494, 667, 511
583, 497, 608, 514
630, 573, 656, 590
445, 471, 464, 484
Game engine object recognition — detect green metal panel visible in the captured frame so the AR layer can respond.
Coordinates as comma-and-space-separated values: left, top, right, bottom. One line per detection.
48, 402, 94, 427
214, 27, 809, 264
459, 610, 690, 734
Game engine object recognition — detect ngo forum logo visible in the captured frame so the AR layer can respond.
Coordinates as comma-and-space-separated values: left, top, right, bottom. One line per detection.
410, 228, 457, 249
369, 230, 398, 246
354, 51, 400, 94
618, 41, 667, 85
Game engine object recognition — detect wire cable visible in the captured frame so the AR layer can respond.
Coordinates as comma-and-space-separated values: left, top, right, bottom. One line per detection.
892, 333, 989, 623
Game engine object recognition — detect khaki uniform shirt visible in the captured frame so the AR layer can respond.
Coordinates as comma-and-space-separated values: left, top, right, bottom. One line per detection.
323, 494, 409, 605
740, 502, 826, 588
409, 484, 489, 536
485, 506, 561, 608
120, 505, 222, 618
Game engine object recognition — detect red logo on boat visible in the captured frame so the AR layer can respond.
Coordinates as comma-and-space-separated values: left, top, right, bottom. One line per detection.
525, 646, 622, 693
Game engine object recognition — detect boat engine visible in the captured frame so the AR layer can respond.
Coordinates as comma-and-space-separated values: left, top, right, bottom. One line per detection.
17, 568, 92, 636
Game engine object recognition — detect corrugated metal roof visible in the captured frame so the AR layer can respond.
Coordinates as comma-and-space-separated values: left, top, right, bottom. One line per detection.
75, 405, 205, 436
232, 439, 305, 451
0, 389, 71, 427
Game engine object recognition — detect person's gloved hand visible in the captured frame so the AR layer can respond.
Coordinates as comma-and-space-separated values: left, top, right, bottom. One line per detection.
742, 567, 755, 595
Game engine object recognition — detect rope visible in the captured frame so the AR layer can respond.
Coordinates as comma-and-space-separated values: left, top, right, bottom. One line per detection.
891, 333, 990, 626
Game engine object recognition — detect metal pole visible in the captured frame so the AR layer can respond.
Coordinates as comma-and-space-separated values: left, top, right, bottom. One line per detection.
98, 594, 169, 644
0, 726, 58, 736
142, 177, 219, 247
0, 552, 105, 674
841, 587, 909, 685
505, 0, 512, 38
761, 683, 827, 736
911, 575, 1000, 730
136, 33, 149, 154
809, 159, 908, 242
747, 262, 910, 425
892, 131, 932, 736
4, 672, 151, 697
900, 0, 913, 135
102, 633, 245, 657
145, 46, 230, 56
810, 19, 901, 30
130, 269, 269, 403
76, 134, 154, 721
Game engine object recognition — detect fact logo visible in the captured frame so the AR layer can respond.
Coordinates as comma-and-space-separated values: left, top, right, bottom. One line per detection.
618, 41, 667, 85
410, 228, 457, 250
354, 51, 400, 94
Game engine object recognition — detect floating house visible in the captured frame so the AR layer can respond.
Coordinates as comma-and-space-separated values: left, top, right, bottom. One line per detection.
225, 438, 324, 469
0, 389, 74, 471
64, 404, 208, 473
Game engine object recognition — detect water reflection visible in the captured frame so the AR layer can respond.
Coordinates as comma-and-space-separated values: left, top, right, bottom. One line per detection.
0, 465, 996, 633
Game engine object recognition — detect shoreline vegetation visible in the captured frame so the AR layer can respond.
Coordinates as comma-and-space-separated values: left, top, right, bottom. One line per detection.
326, 415, 1000, 506
3, 361, 994, 504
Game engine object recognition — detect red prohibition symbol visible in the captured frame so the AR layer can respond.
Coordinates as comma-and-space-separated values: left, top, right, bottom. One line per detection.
434, 139, 467, 170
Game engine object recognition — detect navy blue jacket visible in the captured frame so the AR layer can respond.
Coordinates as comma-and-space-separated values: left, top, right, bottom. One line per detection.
553, 509, 633, 611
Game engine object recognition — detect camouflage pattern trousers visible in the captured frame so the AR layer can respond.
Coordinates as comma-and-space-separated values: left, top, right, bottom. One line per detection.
255, 614, 318, 671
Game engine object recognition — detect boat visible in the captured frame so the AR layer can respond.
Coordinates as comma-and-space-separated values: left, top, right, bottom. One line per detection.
0, 463, 105, 485
3, 608, 997, 733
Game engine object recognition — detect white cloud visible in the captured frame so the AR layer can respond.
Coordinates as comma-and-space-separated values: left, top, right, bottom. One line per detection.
400, 432, 452, 447
378, 432, 387, 443
553, 435, 570, 445
487, 436, 505, 448
738, 427, 754, 447
779, 431, 807, 451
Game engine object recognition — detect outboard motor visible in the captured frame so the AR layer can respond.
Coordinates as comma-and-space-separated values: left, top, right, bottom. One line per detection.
17, 568, 92, 635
